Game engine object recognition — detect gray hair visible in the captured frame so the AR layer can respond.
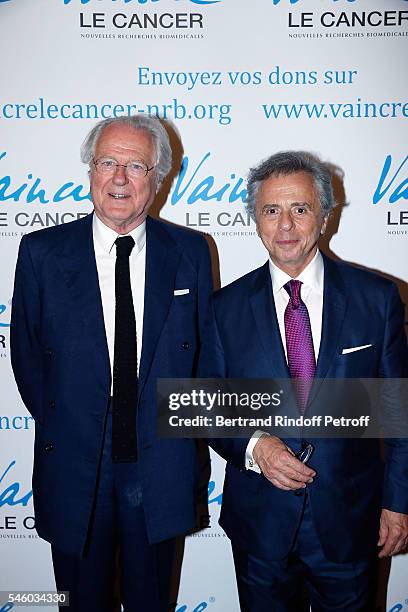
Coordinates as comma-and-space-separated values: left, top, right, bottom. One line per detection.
80, 114, 172, 188
246, 151, 336, 220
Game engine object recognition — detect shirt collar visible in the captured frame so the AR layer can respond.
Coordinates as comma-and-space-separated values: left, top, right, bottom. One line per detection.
268, 250, 324, 295
93, 213, 146, 255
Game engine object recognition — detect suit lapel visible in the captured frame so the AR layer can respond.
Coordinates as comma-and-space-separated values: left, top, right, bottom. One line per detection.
249, 262, 289, 379
55, 213, 111, 393
308, 255, 347, 407
315, 255, 347, 378
138, 216, 181, 395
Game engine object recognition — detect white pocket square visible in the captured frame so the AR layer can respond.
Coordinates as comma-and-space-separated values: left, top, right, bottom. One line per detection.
341, 344, 372, 355
174, 289, 190, 296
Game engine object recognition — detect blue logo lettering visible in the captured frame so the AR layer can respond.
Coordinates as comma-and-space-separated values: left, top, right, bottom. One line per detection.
0, 304, 10, 328
172, 153, 247, 206
0, 152, 91, 204
176, 602, 208, 612
0, 461, 33, 508
373, 154, 408, 205
0, 603, 14, 612
388, 605, 403, 612
208, 480, 222, 505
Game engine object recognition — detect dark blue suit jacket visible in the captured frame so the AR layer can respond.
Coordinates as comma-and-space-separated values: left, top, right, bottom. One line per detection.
11, 213, 213, 555
201, 254, 408, 563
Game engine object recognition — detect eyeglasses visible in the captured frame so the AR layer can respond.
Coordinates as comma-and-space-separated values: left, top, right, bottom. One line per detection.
295, 441, 314, 464
93, 157, 154, 178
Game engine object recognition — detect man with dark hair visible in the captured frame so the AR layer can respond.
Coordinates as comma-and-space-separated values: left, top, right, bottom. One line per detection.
202, 151, 408, 611
11, 115, 213, 611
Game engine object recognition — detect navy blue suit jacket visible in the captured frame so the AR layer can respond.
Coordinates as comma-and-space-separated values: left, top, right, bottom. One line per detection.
11, 213, 213, 555
201, 254, 408, 563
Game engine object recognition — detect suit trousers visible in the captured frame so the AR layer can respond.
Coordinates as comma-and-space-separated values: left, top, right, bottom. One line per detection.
51, 410, 176, 612
232, 492, 376, 612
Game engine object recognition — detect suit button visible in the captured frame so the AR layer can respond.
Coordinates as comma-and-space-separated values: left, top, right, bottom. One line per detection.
294, 489, 304, 497
44, 442, 54, 452
181, 341, 190, 350
49, 400, 56, 409
44, 348, 52, 357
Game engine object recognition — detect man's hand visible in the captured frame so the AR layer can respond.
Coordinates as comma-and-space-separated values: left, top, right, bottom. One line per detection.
378, 509, 408, 558
252, 436, 315, 491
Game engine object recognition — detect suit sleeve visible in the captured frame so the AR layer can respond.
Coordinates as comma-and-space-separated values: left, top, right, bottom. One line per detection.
381, 283, 408, 514
10, 236, 44, 421
197, 237, 214, 345
198, 295, 250, 469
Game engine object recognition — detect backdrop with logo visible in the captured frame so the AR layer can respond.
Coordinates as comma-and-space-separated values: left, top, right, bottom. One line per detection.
0, 1, 407, 610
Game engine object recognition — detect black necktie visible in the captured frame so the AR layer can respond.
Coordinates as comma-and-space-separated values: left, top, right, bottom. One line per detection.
112, 235, 138, 462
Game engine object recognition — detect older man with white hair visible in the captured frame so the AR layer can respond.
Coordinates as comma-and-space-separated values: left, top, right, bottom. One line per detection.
11, 115, 213, 611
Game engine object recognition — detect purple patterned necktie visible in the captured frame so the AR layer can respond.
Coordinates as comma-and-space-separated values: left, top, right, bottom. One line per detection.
284, 280, 316, 413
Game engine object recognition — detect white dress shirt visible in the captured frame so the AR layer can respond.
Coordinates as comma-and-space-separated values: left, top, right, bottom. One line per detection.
246, 250, 325, 470
93, 214, 146, 386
